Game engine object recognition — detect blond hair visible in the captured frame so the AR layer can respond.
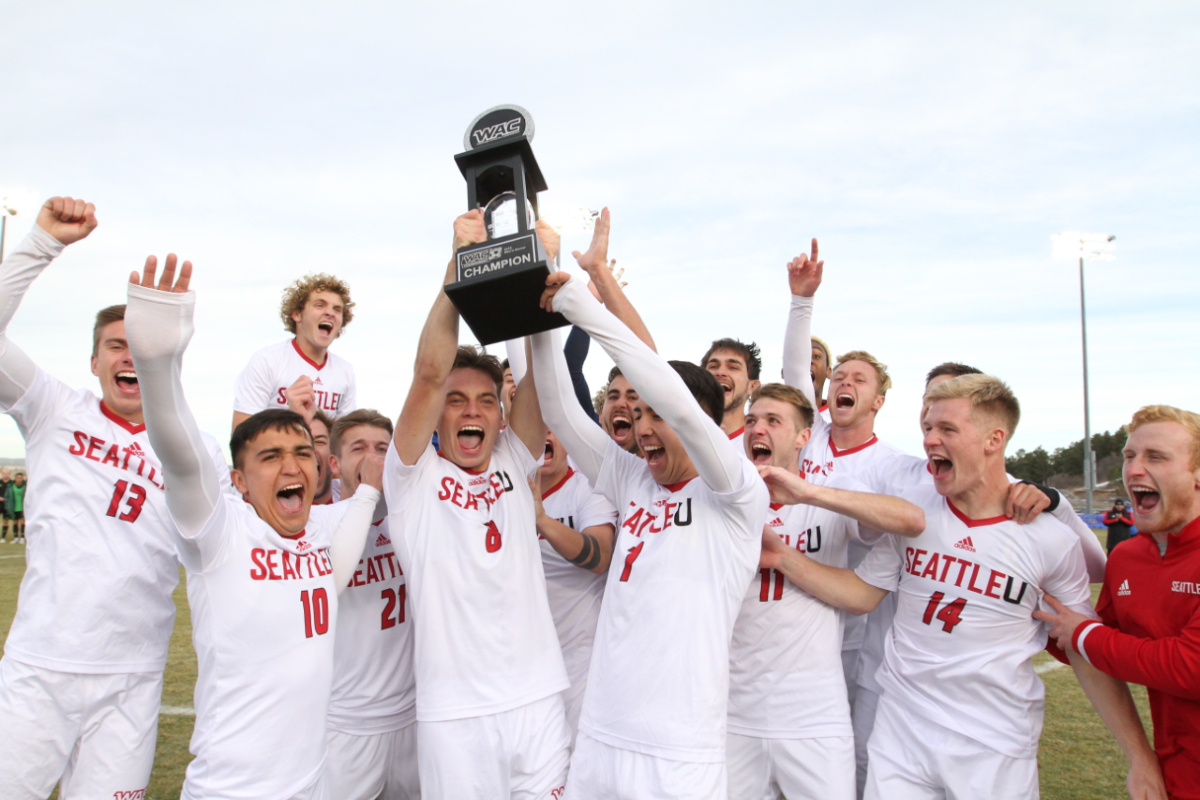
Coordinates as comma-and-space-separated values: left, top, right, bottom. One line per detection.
1128, 405, 1200, 469
833, 350, 892, 396
751, 383, 815, 429
811, 335, 831, 367
924, 374, 1020, 437
280, 274, 355, 335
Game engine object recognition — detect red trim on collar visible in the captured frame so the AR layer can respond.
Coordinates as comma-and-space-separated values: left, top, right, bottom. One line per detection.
830, 435, 877, 457
818, 403, 829, 413
437, 450, 489, 475
100, 400, 145, 434
371, 518, 385, 527
292, 338, 328, 370
770, 501, 784, 511
662, 477, 695, 493
280, 528, 307, 540
542, 467, 575, 500
728, 427, 745, 440
312, 497, 334, 506
946, 498, 1009, 528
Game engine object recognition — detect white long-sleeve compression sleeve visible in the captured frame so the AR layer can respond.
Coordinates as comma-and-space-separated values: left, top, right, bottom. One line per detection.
504, 337, 528, 386
0, 227, 64, 409
781, 294, 818, 409
330, 487, 383, 595
550, 278, 746, 494
530, 328, 609, 485
125, 282, 222, 539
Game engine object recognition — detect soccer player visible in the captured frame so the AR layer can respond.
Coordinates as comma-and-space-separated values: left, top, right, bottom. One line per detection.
811, 333, 832, 422
0, 197, 227, 799
383, 209, 570, 799
1039, 404, 1200, 800
701, 337, 761, 448
729, 381, 925, 800
310, 409, 336, 504
764, 375, 1164, 799
325, 409, 418, 800
533, 267, 769, 799
125, 255, 382, 800
600, 367, 640, 453
532, 429, 618, 745
232, 273, 358, 430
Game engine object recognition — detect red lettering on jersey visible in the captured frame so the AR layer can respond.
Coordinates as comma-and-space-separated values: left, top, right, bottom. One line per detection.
317, 549, 333, 576
450, 482, 464, 507
437, 477, 454, 501
85, 436, 104, 461
145, 466, 165, 490
69, 431, 88, 455
366, 556, 380, 584
967, 563, 984, 594
250, 548, 268, 580
952, 558, 971, 587
938, 554, 958, 582
921, 552, 941, 579
276, 388, 288, 405
100, 443, 120, 467
267, 550, 281, 580
463, 491, 479, 511
621, 507, 645, 536
637, 511, 657, 537
351, 563, 365, 587
910, 549, 928, 576
905, 547, 916, 573
281, 551, 298, 580
984, 569, 1004, 599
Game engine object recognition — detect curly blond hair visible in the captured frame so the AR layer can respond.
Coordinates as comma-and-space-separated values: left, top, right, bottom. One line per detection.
280, 274, 355, 336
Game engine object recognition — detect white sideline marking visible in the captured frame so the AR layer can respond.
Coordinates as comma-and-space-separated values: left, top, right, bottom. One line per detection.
160, 706, 196, 716
0, 554, 25, 559
1034, 660, 1066, 674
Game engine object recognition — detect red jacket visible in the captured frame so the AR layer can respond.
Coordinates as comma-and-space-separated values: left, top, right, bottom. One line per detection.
1073, 515, 1200, 800
1103, 509, 1135, 527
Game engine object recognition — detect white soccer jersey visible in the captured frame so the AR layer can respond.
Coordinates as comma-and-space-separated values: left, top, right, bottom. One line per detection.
182, 494, 359, 799
233, 339, 357, 418
579, 439, 767, 763
728, 426, 745, 456
729, 474, 875, 740
383, 429, 568, 722
538, 468, 618, 695
855, 485, 1093, 758
328, 515, 416, 735
1, 367, 227, 674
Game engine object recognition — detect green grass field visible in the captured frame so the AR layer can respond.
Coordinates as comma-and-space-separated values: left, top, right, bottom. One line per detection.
0, 532, 1153, 800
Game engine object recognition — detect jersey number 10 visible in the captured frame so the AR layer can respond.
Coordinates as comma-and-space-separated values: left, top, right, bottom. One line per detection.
300, 588, 331, 638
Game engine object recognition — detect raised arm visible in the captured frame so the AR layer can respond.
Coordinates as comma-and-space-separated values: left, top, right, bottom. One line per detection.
780, 240, 823, 409
563, 326, 600, 423
571, 208, 656, 352
758, 465, 925, 537
394, 211, 484, 466
508, 337, 548, 460
0, 197, 98, 408
329, 452, 384, 594
125, 255, 223, 539
530, 327, 610, 485
542, 276, 743, 494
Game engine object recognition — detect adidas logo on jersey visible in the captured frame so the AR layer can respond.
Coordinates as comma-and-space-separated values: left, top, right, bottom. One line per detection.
1118, 579, 1131, 596
375, 532, 391, 548
768, 517, 784, 528
314, 376, 323, 385
954, 536, 976, 553
296, 540, 311, 552
123, 442, 146, 457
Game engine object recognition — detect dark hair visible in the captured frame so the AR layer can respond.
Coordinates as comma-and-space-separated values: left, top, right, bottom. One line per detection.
925, 362, 982, 387
310, 409, 333, 436
93, 305, 125, 356
452, 345, 505, 393
501, 358, 511, 372
330, 408, 394, 455
231, 409, 313, 470
669, 360, 725, 426
701, 338, 762, 381
607, 365, 623, 383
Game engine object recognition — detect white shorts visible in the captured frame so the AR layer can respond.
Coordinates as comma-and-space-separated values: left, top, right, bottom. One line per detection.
326, 722, 420, 800
565, 732, 725, 800
726, 732, 854, 800
852, 686, 881, 800
417, 692, 569, 800
865, 697, 1038, 800
0, 657, 162, 800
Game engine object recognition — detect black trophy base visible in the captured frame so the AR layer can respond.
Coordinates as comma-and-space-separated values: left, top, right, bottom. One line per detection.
446, 232, 569, 345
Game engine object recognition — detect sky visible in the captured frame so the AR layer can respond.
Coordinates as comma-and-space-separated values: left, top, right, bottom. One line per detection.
2, 1, 1197, 462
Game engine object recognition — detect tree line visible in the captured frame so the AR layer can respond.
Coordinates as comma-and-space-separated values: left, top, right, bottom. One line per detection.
1005, 428, 1127, 485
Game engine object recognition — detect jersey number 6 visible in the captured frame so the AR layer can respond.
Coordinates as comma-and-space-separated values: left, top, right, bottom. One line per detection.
484, 521, 502, 553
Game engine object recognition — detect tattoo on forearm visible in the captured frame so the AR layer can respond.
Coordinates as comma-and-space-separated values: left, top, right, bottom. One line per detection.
569, 532, 603, 570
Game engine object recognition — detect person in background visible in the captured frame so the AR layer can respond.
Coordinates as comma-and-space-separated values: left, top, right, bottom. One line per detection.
0, 466, 11, 542
3, 472, 25, 543
1104, 498, 1136, 554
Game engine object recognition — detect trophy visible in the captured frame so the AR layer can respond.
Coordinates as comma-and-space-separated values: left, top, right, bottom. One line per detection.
444, 104, 569, 345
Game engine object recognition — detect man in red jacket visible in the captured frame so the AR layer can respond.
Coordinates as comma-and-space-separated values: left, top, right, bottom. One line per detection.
1040, 404, 1200, 800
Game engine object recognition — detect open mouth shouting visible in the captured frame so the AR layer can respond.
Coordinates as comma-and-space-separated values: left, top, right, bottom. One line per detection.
457, 425, 485, 457
643, 443, 666, 470
749, 439, 773, 466
115, 370, 140, 397
1128, 483, 1161, 515
929, 454, 953, 480
317, 321, 335, 337
276, 482, 306, 515
835, 392, 855, 410
610, 411, 633, 444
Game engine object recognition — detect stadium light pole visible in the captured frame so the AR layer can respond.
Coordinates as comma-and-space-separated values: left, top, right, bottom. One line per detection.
1051, 231, 1116, 514
0, 189, 41, 263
